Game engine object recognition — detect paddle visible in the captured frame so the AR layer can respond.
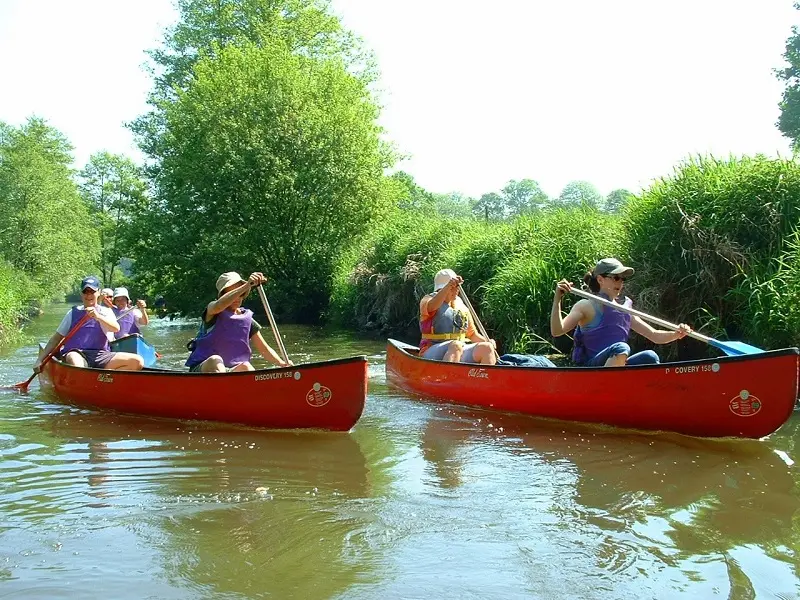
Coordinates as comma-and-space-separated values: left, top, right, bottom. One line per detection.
6, 311, 92, 392
256, 284, 290, 365
569, 287, 764, 356
457, 286, 500, 360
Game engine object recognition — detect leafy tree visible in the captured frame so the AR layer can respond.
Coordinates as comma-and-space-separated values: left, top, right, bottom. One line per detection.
604, 188, 633, 213
471, 192, 504, 222
133, 0, 373, 157
431, 192, 473, 219
390, 171, 435, 211
0, 118, 98, 296
776, 3, 800, 149
128, 41, 393, 320
502, 179, 548, 217
557, 180, 603, 209
79, 152, 148, 286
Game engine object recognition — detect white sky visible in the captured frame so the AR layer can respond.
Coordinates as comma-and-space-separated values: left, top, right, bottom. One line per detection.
0, 0, 796, 198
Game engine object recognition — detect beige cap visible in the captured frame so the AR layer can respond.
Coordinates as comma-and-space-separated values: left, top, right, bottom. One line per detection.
433, 268, 458, 292
112, 287, 130, 300
216, 272, 247, 295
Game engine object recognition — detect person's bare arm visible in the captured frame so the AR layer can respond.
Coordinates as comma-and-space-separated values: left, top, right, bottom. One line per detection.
631, 316, 692, 344
551, 280, 592, 337
206, 272, 265, 319
252, 331, 292, 367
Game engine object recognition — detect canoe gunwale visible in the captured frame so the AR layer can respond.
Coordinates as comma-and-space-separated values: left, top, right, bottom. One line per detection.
387, 338, 800, 371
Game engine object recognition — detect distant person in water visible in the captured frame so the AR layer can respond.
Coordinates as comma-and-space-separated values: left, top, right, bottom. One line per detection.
551, 258, 692, 367
418, 268, 496, 365
34, 276, 144, 372
111, 287, 149, 339
185, 271, 292, 372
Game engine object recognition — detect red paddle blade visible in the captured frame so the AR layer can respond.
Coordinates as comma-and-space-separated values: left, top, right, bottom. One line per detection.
4, 372, 35, 392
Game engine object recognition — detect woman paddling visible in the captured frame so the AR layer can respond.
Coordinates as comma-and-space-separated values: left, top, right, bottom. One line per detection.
418, 269, 496, 365
35, 276, 144, 372
111, 287, 149, 339
185, 271, 292, 372
551, 258, 692, 367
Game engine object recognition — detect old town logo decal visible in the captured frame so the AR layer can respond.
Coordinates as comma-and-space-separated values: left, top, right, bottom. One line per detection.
306, 382, 332, 407
729, 390, 762, 417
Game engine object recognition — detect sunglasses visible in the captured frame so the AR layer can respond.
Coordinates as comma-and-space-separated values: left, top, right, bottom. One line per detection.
82, 288, 99, 294
600, 274, 627, 282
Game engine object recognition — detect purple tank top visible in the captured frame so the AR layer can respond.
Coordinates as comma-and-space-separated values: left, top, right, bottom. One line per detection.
186, 308, 254, 368
61, 306, 111, 354
113, 307, 140, 338
572, 295, 632, 364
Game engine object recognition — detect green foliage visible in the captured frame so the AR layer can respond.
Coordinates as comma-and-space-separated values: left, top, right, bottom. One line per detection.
502, 179, 548, 217
329, 206, 626, 353
626, 155, 800, 347
471, 192, 504, 222
79, 152, 148, 287
134, 0, 373, 157
129, 40, 393, 319
0, 259, 38, 346
0, 117, 98, 298
557, 180, 603, 209
482, 208, 626, 352
776, 4, 800, 149
430, 192, 473, 219
604, 188, 633, 213
329, 212, 488, 333
390, 171, 435, 211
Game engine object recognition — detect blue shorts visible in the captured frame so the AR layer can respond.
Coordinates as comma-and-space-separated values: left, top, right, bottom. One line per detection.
421, 341, 479, 363
585, 342, 659, 366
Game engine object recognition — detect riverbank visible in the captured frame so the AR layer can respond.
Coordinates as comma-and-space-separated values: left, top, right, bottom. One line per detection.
329, 156, 800, 357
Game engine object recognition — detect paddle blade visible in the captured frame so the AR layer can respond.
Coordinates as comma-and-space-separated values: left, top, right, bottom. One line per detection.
709, 339, 765, 356
5, 372, 36, 392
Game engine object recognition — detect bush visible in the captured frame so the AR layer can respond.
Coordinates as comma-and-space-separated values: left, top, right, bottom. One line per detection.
0, 261, 38, 346
626, 155, 800, 349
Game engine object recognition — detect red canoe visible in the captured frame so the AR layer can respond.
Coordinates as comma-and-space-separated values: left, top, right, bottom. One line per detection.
385, 339, 799, 439
39, 355, 368, 431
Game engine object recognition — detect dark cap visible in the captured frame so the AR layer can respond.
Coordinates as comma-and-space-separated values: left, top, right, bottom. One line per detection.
80, 275, 101, 291
593, 258, 634, 278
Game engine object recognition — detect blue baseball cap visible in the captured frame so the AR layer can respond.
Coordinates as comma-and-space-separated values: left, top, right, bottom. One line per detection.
80, 275, 101, 291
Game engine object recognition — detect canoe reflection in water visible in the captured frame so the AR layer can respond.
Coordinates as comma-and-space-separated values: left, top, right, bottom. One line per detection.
43, 411, 374, 598
420, 407, 799, 590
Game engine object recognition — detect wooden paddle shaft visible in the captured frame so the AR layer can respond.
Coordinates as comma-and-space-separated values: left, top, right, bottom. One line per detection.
256, 284, 290, 364
569, 287, 712, 344
458, 287, 499, 358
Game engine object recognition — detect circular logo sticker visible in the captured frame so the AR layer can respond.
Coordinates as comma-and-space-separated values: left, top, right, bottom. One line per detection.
729, 389, 762, 417
293, 371, 301, 381
306, 382, 332, 407
711, 363, 720, 373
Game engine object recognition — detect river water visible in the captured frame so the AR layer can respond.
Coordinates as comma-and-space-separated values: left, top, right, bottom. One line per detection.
0, 306, 799, 599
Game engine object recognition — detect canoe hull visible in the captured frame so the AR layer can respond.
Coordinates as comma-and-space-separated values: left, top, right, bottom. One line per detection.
385, 339, 798, 439
40, 356, 368, 431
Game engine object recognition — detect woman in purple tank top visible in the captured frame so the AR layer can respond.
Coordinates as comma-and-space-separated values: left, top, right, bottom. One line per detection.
185, 271, 293, 373
550, 258, 693, 367
111, 287, 149, 338
33, 275, 145, 372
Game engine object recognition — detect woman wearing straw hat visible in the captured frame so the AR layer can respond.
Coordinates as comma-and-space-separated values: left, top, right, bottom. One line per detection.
111, 287, 149, 339
185, 271, 292, 373
418, 269, 496, 365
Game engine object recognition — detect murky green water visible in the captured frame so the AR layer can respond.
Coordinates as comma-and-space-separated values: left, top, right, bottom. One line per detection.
1, 306, 799, 598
